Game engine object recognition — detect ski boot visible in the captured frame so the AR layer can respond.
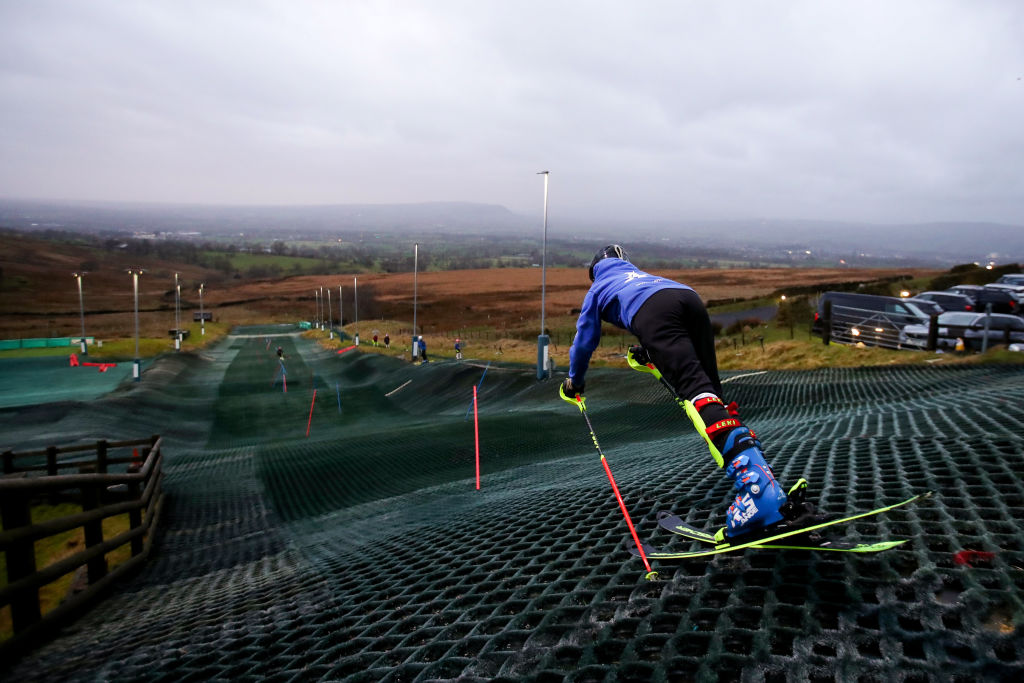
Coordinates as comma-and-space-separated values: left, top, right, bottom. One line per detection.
720, 427, 788, 538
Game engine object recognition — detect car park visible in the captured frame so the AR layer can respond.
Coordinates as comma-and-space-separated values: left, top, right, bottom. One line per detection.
812, 292, 934, 347
901, 311, 1024, 350
910, 291, 975, 312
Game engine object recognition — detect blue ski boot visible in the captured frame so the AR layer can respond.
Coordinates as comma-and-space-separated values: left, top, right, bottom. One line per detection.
721, 427, 787, 538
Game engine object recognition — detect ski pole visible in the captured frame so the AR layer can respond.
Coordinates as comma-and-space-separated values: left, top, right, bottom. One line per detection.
559, 384, 658, 581
626, 347, 724, 468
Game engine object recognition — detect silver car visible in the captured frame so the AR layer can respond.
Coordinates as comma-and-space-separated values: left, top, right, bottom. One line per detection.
902, 312, 1024, 351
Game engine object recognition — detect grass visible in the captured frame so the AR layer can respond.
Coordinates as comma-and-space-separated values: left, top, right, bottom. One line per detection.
1, 503, 133, 642
310, 315, 1024, 372
0, 321, 232, 361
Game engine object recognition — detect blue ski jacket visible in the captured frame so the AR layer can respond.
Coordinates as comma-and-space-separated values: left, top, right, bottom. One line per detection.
568, 259, 692, 383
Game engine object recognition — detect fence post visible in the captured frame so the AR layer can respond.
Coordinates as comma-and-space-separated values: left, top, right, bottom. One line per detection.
96, 440, 108, 474
81, 486, 108, 584
1, 491, 42, 632
46, 446, 59, 505
128, 478, 144, 557
822, 300, 832, 345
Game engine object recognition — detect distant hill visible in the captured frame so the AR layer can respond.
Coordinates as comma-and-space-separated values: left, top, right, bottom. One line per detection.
1, 198, 1021, 264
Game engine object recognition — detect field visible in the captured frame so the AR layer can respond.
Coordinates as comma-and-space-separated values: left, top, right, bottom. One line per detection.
0, 231, 937, 342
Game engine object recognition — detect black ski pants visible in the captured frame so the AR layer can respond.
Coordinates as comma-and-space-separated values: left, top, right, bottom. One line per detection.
629, 288, 723, 402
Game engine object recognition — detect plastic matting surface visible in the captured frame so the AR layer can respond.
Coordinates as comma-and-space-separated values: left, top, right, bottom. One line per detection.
2, 335, 1022, 682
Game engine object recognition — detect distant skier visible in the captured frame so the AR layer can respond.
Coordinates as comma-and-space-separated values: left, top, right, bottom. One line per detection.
384, 333, 391, 349
562, 245, 787, 539
454, 337, 463, 360
418, 336, 429, 363
276, 346, 284, 359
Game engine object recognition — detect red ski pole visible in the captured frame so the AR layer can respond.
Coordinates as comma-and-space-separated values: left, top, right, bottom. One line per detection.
559, 384, 658, 581
305, 389, 317, 437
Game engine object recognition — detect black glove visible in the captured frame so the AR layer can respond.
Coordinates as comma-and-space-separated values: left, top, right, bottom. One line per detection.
628, 344, 651, 365
563, 377, 584, 396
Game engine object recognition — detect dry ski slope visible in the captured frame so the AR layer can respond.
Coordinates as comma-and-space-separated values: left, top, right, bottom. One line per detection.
3, 326, 1023, 682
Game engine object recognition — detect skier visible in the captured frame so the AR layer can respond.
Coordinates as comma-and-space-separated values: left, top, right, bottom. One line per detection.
562, 245, 787, 539
384, 333, 391, 349
454, 337, 463, 360
418, 336, 429, 363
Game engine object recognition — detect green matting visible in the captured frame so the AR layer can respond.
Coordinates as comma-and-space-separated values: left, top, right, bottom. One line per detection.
1, 332, 1022, 681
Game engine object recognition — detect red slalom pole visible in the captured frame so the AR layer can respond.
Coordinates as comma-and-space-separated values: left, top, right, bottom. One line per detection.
305, 389, 317, 437
474, 385, 481, 490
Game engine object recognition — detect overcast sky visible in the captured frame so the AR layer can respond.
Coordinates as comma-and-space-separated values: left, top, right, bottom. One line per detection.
1, 1, 1022, 225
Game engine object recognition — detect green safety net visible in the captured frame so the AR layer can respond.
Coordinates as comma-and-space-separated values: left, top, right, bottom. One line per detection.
1, 331, 1022, 681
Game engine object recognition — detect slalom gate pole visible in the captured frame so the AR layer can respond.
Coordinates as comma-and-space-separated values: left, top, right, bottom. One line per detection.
306, 389, 317, 437
464, 361, 491, 421
474, 385, 481, 490
559, 385, 658, 581
336, 382, 342, 413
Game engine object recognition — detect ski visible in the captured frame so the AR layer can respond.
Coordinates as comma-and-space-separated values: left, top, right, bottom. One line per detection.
629, 491, 929, 560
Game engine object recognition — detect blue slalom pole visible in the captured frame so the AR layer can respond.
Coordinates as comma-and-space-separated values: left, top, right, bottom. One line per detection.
336, 382, 342, 413
464, 361, 491, 421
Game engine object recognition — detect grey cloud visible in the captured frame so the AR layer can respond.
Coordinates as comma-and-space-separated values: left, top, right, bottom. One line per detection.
1, 0, 1022, 225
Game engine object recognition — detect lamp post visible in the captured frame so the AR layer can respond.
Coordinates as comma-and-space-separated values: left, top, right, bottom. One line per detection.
320, 286, 325, 330
327, 287, 333, 339
128, 269, 144, 381
339, 284, 343, 332
72, 272, 88, 354
353, 277, 359, 345
174, 273, 181, 351
412, 243, 419, 360
537, 170, 550, 380
199, 283, 205, 336
315, 289, 320, 329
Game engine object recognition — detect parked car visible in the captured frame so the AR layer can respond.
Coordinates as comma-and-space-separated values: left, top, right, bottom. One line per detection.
812, 292, 934, 346
901, 311, 1024, 350
947, 285, 1019, 315
911, 291, 975, 312
996, 273, 1024, 285
904, 298, 944, 316
984, 282, 1024, 300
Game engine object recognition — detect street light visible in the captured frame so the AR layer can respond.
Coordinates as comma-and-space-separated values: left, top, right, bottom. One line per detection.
537, 170, 550, 380
199, 283, 205, 336
174, 273, 181, 351
315, 289, 320, 329
327, 287, 333, 339
353, 277, 359, 345
128, 269, 144, 381
413, 243, 419, 360
72, 272, 88, 355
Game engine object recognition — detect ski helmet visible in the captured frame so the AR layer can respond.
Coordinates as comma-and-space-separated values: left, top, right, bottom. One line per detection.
588, 244, 628, 281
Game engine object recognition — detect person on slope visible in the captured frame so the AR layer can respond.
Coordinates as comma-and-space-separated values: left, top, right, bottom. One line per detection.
562, 245, 787, 539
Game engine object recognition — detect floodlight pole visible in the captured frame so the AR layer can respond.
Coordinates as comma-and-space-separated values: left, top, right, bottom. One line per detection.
174, 273, 181, 351
73, 272, 88, 354
129, 269, 143, 381
354, 277, 359, 345
537, 170, 550, 380
320, 286, 325, 330
199, 283, 205, 336
413, 243, 419, 360
339, 285, 343, 331
327, 287, 333, 339
315, 289, 320, 329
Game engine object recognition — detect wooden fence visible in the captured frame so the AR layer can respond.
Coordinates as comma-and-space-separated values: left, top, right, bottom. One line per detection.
0, 435, 165, 660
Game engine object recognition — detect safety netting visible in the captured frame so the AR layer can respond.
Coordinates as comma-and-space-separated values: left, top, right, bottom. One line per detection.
1, 332, 1022, 682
